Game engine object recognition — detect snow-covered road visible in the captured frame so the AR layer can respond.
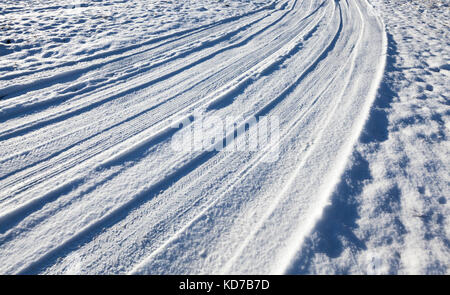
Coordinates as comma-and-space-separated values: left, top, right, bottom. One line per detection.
1, 0, 444, 274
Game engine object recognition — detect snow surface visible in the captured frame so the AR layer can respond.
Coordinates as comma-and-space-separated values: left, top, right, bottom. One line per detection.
287, 0, 450, 275
0, 0, 448, 274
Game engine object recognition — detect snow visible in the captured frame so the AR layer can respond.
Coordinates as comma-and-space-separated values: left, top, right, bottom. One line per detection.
0, 0, 273, 79
287, 0, 450, 274
0, 0, 448, 274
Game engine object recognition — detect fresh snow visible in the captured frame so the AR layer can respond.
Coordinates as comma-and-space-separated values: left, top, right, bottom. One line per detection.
0, 0, 448, 274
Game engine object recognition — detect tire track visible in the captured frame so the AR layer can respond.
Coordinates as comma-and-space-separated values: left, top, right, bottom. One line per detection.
0, 0, 321, 206
0, 2, 337, 274
0, 0, 327, 236
0, 0, 386, 274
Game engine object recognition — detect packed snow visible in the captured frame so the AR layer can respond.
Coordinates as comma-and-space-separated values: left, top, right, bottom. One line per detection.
0, 0, 448, 274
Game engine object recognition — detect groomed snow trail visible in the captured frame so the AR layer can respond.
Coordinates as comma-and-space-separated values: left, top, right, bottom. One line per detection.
0, 0, 386, 274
